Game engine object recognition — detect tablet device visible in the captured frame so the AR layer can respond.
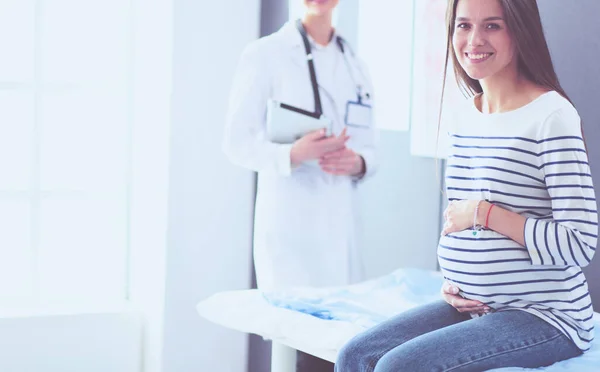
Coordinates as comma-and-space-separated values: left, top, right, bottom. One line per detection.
266, 99, 333, 144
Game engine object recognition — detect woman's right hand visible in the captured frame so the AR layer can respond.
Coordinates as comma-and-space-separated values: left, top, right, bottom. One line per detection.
290, 128, 349, 166
441, 281, 490, 315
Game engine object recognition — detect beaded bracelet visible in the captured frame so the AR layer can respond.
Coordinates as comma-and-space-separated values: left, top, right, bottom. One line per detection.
473, 200, 484, 236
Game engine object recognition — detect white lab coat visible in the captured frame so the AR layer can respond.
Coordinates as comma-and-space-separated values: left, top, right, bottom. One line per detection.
223, 21, 378, 291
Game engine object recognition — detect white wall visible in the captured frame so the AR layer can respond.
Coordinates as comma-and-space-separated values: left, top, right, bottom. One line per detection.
161, 0, 261, 371
0, 311, 141, 372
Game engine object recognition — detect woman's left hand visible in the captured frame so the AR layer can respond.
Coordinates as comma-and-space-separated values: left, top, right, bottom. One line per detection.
442, 281, 489, 314
441, 200, 479, 236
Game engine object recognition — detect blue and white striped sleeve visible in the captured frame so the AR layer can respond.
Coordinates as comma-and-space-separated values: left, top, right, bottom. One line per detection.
524, 107, 598, 267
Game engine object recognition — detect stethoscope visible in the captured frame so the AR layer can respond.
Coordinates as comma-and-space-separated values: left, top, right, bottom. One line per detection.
334, 36, 371, 104
295, 19, 370, 115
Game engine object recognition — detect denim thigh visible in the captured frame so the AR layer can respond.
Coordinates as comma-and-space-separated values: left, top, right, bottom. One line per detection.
373, 309, 582, 372
335, 300, 470, 372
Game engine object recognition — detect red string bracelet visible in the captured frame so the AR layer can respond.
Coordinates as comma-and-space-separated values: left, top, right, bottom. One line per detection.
485, 204, 495, 228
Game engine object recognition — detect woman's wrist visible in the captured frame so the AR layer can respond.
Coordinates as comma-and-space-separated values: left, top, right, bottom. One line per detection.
477, 201, 492, 227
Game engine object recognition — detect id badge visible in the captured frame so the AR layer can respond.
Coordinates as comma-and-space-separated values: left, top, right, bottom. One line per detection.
345, 100, 372, 128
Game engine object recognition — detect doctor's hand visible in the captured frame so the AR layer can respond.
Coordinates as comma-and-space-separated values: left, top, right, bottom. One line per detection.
290, 128, 349, 166
441, 200, 481, 236
319, 147, 365, 176
441, 281, 489, 314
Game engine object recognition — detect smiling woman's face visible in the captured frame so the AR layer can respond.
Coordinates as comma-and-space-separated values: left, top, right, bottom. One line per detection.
452, 0, 517, 81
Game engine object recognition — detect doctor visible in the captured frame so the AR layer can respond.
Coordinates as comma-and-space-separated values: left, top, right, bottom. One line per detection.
223, 0, 377, 292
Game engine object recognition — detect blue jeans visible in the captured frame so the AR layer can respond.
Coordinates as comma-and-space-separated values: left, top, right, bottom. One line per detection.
335, 300, 582, 372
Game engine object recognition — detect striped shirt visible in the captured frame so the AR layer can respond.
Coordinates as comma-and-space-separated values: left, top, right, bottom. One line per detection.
439, 91, 598, 351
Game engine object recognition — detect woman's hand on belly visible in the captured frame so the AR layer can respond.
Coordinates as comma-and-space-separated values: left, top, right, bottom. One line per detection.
442, 281, 490, 315
441, 200, 481, 236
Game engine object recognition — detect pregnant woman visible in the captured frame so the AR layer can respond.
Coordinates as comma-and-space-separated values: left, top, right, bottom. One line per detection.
335, 0, 597, 370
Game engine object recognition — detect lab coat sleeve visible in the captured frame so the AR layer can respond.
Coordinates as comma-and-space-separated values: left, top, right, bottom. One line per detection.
353, 60, 379, 184
222, 42, 293, 176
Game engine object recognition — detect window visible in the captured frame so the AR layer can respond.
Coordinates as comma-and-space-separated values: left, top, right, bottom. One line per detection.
0, 0, 132, 308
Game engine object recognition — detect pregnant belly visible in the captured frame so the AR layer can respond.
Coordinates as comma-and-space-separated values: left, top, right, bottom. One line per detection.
438, 230, 534, 303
